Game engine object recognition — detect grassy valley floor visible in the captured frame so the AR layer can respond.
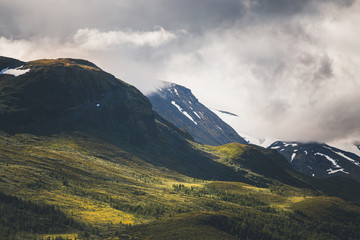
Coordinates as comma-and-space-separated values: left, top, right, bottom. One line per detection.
0, 132, 359, 239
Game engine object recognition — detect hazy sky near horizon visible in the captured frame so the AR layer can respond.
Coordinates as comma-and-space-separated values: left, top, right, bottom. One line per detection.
1, 0, 359, 143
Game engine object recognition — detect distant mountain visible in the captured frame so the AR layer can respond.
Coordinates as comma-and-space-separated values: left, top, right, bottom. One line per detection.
269, 141, 360, 182
148, 82, 247, 146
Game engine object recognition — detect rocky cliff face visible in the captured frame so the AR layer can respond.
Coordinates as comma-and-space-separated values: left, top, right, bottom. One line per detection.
148, 82, 247, 146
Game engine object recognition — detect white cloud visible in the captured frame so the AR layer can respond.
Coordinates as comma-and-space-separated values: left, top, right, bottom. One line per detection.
73, 27, 176, 50
160, 1, 360, 143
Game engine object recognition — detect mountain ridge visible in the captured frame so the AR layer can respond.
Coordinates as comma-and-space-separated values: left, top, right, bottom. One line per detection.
269, 141, 360, 182
148, 82, 247, 146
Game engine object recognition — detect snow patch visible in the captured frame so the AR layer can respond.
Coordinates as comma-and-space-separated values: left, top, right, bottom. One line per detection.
188, 101, 192, 104
304, 151, 308, 155
182, 112, 197, 125
96, 104, 100, 107
171, 101, 182, 112
330, 149, 360, 167
193, 111, 201, 119
270, 146, 281, 149
291, 153, 296, 161
284, 143, 298, 147
1, 66, 30, 77
217, 126, 223, 131
314, 152, 342, 168
173, 88, 179, 96
327, 168, 349, 175
171, 101, 197, 125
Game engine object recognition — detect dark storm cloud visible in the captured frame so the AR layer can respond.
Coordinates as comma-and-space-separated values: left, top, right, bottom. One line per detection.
3, 0, 352, 39
0, 0, 248, 39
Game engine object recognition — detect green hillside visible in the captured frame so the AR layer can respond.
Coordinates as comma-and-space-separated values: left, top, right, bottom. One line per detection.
0, 57, 359, 240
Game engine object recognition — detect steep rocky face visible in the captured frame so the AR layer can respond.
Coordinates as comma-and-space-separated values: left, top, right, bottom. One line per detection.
0, 57, 156, 146
269, 141, 360, 182
148, 82, 247, 146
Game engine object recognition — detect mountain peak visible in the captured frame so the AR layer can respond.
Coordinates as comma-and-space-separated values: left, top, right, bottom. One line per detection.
27, 58, 102, 71
148, 82, 247, 146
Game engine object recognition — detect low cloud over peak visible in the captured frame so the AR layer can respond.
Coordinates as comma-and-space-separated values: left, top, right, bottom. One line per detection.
0, 0, 359, 145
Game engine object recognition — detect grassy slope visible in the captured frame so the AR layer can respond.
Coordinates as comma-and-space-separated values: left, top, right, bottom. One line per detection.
0, 132, 360, 240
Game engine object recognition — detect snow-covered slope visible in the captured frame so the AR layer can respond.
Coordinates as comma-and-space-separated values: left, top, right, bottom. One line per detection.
269, 141, 360, 182
0, 66, 30, 76
148, 82, 247, 146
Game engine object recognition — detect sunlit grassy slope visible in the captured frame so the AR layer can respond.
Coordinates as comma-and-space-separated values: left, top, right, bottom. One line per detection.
1, 132, 360, 240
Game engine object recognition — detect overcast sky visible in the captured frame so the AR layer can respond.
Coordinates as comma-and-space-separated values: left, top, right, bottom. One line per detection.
1, 0, 359, 145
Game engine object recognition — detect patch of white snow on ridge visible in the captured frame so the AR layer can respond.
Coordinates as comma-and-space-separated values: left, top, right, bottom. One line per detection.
314, 153, 342, 168
217, 126, 223, 131
304, 151, 308, 155
96, 104, 100, 107
284, 143, 298, 147
171, 101, 182, 112
270, 146, 281, 150
327, 168, 349, 175
291, 153, 296, 161
1, 66, 30, 77
332, 150, 360, 167
173, 88, 179, 96
171, 101, 197, 125
188, 101, 192, 104
193, 111, 201, 119
182, 112, 197, 125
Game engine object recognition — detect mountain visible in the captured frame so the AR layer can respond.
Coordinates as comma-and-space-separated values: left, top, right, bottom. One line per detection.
148, 82, 247, 146
0, 57, 158, 147
1, 56, 360, 239
269, 141, 360, 182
